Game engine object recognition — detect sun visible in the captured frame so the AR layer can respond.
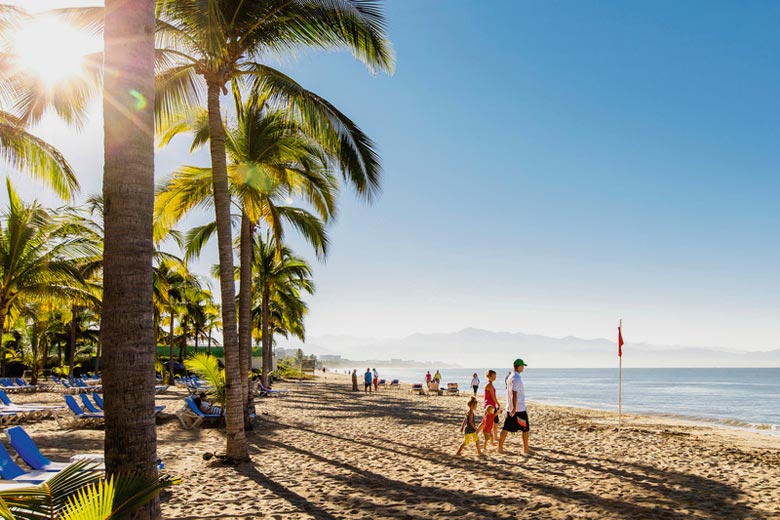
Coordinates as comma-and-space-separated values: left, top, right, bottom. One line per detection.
11, 15, 97, 87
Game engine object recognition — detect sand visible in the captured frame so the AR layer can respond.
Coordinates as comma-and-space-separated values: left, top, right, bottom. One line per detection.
8, 375, 780, 519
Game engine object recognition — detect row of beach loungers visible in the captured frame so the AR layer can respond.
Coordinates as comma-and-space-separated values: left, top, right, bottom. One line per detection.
1, 375, 104, 394
60, 393, 165, 428
50, 376, 102, 394
409, 382, 460, 396
0, 389, 62, 425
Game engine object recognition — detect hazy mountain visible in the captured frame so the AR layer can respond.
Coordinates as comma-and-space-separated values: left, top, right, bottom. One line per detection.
279, 328, 780, 368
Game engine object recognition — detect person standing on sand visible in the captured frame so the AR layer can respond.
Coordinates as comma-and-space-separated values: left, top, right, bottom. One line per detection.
351, 369, 358, 392
498, 359, 530, 454
425, 371, 432, 385
364, 368, 372, 393
483, 369, 501, 442
455, 397, 484, 457
433, 370, 441, 384
372, 368, 379, 391
471, 373, 480, 396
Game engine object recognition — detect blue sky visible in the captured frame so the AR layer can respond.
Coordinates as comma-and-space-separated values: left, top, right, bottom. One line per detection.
5, 1, 780, 350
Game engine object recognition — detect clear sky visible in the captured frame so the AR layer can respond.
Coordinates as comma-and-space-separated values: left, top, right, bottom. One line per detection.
4, 1, 779, 351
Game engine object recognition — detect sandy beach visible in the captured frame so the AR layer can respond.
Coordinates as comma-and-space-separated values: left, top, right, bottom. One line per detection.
8, 376, 780, 519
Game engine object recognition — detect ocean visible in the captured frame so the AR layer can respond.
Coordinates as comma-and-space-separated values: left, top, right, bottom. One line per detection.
364, 367, 780, 434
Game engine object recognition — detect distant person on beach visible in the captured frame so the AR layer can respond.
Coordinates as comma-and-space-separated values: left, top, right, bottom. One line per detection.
498, 359, 530, 454
425, 371, 432, 385
483, 369, 501, 442
373, 368, 379, 391
433, 370, 441, 384
364, 368, 372, 393
351, 369, 358, 392
456, 397, 484, 457
471, 373, 480, 396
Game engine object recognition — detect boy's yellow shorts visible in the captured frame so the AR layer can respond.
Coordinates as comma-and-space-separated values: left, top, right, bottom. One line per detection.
463, 433, 479, 445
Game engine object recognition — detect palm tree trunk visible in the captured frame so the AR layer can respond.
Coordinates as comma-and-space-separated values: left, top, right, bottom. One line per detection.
95, 338, 102, 376
0, 307, 7, 344
178, 330, 185, 362
238, 212, 253, 429
168, 309, 175, 384
101, 2, 160, 518
68, 305, 77, 375
206, 79, 249, 462
207, 329, 212, 355
261, 282, 272, 387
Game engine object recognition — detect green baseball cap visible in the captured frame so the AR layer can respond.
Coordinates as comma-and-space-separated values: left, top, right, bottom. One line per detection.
513, 358, 528, 367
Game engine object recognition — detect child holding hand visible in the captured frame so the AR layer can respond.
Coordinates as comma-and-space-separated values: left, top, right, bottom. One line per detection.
482, 404, 497, 450
456, 397, 484, 457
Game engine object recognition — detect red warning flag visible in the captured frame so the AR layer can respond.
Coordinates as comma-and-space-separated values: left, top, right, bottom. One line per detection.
618, 326, 624, 357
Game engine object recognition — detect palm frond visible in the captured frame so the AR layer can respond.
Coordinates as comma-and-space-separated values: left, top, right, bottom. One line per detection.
0, 111, 79, 200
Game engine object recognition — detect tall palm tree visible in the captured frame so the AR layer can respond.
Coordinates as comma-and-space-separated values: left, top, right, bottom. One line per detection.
156, 95, 335, 418
155, 0, 393, 461
100, 2, 159, 517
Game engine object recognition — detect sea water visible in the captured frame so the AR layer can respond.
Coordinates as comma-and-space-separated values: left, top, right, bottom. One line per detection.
368, 367, 780, 433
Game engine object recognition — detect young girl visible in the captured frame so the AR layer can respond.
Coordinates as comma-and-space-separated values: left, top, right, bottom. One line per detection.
483, 370, 501, 444
456, 397, 484, 457
482, 404, 497, 450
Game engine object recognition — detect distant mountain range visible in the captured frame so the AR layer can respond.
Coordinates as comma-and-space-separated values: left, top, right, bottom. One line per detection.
278, 328, 780, 368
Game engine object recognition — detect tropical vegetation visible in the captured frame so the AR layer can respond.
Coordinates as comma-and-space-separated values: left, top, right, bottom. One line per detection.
0, 4, 393, 516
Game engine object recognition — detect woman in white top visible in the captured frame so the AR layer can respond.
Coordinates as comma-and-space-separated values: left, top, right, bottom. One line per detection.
471, 373, 480, 396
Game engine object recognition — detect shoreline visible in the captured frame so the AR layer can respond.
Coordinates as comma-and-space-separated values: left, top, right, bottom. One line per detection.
330, 367, 780, 436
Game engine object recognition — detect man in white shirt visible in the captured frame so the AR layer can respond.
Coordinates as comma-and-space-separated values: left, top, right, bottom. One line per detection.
498, 358, 530, 454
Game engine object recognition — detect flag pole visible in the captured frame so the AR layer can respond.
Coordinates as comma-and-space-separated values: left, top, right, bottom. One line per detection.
618, 318, 623, 429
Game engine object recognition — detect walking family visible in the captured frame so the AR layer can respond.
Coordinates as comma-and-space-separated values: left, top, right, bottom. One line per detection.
455, 358, 530, 456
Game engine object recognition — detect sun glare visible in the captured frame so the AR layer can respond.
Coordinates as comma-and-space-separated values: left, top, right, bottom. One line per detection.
12, 16, 95, 87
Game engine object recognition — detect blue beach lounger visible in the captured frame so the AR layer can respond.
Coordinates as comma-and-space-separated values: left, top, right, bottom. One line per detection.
63, 395, 104, 425
79, 394, 102, 414
0, 442, 56, 483
175, 396, 221, 429
87, 392, 163, 415
6, 426, 70, 471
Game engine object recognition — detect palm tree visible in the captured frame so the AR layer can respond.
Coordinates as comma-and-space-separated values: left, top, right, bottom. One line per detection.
152, 256, 192, 384
155, 0, 394, 461
203, 303, 221, 356
57, 199, 104, 376
251, 235, 314, 368
179, 285, 215, 356
0, 182, 99, 338
156, 95, 335, 421
17, 302, 62, 384
100, 2, 159, 517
